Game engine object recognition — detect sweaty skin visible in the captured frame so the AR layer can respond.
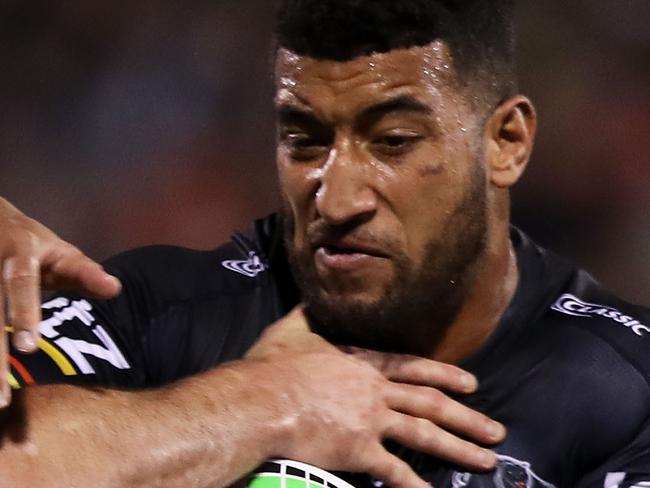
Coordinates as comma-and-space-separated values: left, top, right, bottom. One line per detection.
275, 42, 536, 363
0, 40, 536, 487
0, 308, 503, 488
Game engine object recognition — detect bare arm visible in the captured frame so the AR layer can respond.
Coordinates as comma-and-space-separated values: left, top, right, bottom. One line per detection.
1, 309, 505, 488
0, 361, 290, 488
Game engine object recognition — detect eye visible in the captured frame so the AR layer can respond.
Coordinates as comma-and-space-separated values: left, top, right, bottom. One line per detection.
280, 131, 329, 161
372, 133, 424, 155
286, 133, 318, 148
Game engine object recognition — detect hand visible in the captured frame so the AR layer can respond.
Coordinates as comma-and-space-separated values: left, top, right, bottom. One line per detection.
247, 308, 506, 488
0, 197, 122, 407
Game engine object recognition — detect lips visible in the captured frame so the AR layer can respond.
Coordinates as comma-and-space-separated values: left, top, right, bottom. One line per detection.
312, 237, 390, 272
312, 238, 389, 258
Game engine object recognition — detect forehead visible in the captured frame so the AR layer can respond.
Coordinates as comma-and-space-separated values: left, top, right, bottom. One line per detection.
274, 41, 462, 117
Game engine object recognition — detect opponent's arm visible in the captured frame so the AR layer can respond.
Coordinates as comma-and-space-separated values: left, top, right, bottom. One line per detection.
0, 362, 287, 488
0, 197, 121, 406
1, 308, 504, 488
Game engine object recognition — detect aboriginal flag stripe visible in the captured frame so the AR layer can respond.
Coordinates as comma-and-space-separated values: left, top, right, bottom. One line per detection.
37, 338, 77, 375
7, 372, 20, 389
5, 325, 77, 376
9, 355, 35, 385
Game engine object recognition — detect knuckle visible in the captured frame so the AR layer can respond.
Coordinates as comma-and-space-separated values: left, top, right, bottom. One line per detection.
381, 352, 400, 373
63, 245, 88, 262
4, 219, 38, 250
382, 412, 403, 437
384, 458, 409, 484
49, 245, 86, 271
425, 389, 447, 415
349, 347, 376, 365
412, 417, 433, 444
408, 361, 429, 379
5, 271, 39, 286
9, 306, 38, 326
353, 428, 377, 447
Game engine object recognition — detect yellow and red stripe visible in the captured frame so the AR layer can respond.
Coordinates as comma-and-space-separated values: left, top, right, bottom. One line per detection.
9, 355, 34, 385
5, 326, 78, 387
7, 372, 20, 389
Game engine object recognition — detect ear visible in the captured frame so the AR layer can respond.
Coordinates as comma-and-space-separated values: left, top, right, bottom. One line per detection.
483, 95, 537, 188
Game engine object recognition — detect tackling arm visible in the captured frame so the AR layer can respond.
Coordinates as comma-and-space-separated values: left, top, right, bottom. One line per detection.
0, 361, 289, 488
0, 309, 506, 488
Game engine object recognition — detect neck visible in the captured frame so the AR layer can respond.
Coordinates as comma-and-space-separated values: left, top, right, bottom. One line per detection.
429, 226, 519, 365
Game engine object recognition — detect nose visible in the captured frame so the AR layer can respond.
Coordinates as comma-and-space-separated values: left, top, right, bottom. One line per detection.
315, 146, 377, 226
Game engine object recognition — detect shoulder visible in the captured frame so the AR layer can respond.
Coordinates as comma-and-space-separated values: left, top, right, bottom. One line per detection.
90, 214, 297, 380
101, 213, 294, 310
528, 273, 650, 459
540, 271, 650, 424
510, 227, 650, 377
547, 270, 650, 374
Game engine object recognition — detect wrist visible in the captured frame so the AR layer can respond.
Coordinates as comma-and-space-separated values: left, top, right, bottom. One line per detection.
208, 359, 299, 462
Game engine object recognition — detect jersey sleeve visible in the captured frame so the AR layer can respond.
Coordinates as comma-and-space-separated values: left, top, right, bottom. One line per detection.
6, 225, 288, 391
5, 247, 180, 390
6, 244, 243, 390
6, 294, 143, 389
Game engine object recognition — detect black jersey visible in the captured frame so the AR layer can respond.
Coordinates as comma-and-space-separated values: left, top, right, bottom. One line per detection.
8, 214, 650, 488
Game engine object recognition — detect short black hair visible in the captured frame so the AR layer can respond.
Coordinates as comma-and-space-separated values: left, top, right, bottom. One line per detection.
274, 0, 517, 108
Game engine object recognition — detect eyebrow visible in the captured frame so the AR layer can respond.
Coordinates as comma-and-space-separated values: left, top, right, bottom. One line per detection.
359, 96, 432, 119
275, 104, 315, 119
274, 95, 432, 124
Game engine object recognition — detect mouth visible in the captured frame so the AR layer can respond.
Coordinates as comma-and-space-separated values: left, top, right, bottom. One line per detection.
319, 244, 386, 258
313, 236, 390, 257
313, 239, 390, 271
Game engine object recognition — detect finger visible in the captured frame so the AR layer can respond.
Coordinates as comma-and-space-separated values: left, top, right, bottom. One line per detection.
0, 282, 11, 408
3, 255, 40, 353
385, 382, 506, 444
384, 411, 498, 471
274, 306, 313, 339
247, 306, 339, 359
348, 348, 477, 394
284, 305, 309, 328
43, 249, 121, 299
365, 445, 431, 488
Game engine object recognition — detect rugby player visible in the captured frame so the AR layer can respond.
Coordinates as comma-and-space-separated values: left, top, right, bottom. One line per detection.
0, 1, 649, 487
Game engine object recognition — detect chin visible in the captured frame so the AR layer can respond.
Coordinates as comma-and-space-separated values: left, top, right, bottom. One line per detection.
318, 285, 386, 306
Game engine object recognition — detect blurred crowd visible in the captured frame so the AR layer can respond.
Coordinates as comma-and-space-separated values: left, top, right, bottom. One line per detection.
0, 0, 648, 304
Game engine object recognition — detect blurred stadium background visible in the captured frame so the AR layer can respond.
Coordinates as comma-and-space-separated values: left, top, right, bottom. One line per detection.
0, 0, 648, 305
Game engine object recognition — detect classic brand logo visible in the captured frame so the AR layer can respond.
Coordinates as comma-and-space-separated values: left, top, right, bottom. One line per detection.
551, 294, 650, 337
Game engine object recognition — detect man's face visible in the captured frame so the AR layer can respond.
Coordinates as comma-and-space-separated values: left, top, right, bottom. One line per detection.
275, 42, 489, 355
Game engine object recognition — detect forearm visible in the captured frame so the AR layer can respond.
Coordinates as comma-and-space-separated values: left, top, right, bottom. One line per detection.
0, 360, 290, 488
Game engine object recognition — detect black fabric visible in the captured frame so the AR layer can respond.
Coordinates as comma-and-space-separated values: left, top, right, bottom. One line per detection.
9, 214, 650, 487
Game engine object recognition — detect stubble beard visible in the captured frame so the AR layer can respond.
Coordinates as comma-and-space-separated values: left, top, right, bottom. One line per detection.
284, 164, 488, 356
